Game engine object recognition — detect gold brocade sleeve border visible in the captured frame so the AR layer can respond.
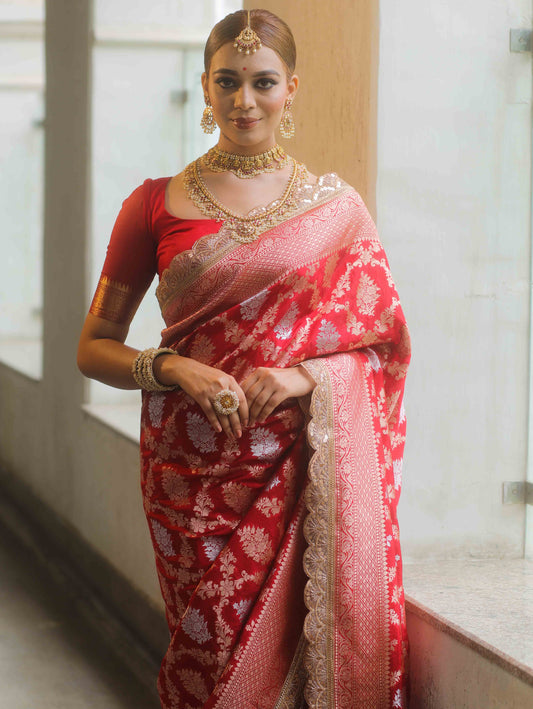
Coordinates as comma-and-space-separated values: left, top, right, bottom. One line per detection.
89, 275, 135, 324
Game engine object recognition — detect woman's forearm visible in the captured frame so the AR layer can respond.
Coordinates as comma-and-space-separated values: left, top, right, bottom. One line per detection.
77, 336, 142, 389
77, 312, 186, 390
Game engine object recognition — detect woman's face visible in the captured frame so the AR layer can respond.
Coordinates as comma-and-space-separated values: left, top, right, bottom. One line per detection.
202, 42, 298, 154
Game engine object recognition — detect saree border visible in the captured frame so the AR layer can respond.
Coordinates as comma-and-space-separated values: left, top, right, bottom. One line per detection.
156, 174, 353, 311
300, 359, 336, 707
273, 632, 307, 709
301, 355, 391, 708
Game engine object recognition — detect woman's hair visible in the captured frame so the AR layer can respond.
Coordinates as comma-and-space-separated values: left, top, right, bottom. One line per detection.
204, 9, 296, 76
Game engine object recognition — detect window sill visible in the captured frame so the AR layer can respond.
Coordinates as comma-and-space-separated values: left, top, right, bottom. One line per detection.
0, 338, 42, 381
82, 402, 141, 444
404, 558, 533, 685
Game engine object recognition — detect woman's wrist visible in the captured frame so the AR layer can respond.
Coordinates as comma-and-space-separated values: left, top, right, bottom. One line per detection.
295, 364, 317, 394
152, 352, 184, 388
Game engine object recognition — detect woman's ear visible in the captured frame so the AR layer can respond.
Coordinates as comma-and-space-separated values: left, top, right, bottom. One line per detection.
286, 73, 299, 102
201, 72, 208, 98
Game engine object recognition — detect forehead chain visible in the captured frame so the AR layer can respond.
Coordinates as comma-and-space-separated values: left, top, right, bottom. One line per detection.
233, 10, 262, 55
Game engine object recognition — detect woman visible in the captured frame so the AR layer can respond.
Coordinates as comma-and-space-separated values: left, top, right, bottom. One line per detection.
78, 9, 410, 709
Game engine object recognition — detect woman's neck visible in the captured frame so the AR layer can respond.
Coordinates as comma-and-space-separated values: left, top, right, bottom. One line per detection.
215, 135, 278, 156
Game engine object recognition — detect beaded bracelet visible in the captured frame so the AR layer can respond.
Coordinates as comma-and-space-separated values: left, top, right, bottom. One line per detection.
131, 347, 178, 392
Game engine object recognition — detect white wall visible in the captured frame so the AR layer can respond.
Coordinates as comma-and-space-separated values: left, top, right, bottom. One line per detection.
377, 0, 532, 559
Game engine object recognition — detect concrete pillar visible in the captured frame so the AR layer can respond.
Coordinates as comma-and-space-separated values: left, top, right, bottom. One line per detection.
42, 0, 92, 509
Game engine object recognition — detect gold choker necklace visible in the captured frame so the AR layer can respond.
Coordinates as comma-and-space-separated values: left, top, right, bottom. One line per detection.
201, 144, 290, 179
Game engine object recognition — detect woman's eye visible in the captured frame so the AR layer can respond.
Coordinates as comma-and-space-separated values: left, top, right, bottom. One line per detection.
256, 79, 276, 89
216, 78, 235, 89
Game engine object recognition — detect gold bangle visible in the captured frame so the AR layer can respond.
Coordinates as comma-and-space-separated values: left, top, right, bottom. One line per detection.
131, 348, 178, 391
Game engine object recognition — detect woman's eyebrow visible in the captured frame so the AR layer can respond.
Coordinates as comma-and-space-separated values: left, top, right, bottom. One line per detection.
213, 68, 281, 77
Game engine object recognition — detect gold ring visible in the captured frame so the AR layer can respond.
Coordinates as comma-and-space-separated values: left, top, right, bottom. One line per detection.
212, 389, 239, 416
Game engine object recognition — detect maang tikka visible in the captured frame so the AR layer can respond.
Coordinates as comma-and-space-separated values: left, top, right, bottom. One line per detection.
201, 96, 216, 134
233, 10, 262, 54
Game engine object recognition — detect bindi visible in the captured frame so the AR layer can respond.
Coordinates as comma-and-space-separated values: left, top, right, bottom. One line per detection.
242, 67, 247, 70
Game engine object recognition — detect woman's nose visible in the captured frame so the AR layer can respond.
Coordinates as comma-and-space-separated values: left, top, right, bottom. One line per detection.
234, 84, 256, 110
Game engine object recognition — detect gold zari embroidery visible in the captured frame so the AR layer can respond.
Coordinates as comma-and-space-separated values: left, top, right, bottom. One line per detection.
89, 275, 134, 324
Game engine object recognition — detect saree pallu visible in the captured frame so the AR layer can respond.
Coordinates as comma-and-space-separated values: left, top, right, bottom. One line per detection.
140, 175, 410, 709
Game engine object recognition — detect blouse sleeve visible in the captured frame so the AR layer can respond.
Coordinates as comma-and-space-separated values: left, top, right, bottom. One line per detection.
89, 180, 157, 325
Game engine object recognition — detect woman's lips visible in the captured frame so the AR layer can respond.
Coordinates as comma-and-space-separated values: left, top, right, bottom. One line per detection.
232, 118, 260, 129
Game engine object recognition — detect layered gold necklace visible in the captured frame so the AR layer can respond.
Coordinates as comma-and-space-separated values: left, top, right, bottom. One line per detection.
201, 144, 290, 179
184, 154, 308, 244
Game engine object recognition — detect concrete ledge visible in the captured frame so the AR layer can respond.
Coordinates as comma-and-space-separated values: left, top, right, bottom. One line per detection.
0, 470, 167, 698
407, 598, 533, 708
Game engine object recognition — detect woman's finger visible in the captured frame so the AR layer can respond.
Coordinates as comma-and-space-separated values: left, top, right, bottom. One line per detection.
240, 371, 258, 395
255, 391, 285, 424
227, 410, 243, 438
238, 393, 249, 427
248, 386, 274, 425
217, 412, 234, 439
198, 400, 223, 433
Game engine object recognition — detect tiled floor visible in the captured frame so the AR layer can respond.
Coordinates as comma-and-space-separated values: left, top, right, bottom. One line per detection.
404, 558, 533, 673
0, 526, 160, 709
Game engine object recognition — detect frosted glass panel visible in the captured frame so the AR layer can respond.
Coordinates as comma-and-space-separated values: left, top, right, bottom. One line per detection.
0, 2, 44, 374
95, 0, 240, 33
0, 1, 43, 22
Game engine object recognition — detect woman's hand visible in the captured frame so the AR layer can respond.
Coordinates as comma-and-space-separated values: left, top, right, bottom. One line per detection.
154, 354, 248, 439
240, 366, 316, 426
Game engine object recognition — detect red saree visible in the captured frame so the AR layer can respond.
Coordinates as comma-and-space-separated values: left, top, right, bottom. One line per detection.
134, 174, 410, 708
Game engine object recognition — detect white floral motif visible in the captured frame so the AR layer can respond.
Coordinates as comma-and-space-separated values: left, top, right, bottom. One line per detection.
189, 334, 215, 363
151, 519, 174, 558
393, 458, 403, 489
392, 688, 404, 708
265, 475, 281, 491
202, 535, 227, 561
186, 411, 217, 453
273, 302, 300, 340
250, 427, 281, 460
148, 392, 165, 428
232, 598, 253, 620
177, 669, 209, 703
399, 402, 406, 424
238, 525, 274, 563
357, 272, 380, 316
316, 319, 340, 351
240, 290, 269, 320
364, 348, 382, 372
181, 607, 212, 644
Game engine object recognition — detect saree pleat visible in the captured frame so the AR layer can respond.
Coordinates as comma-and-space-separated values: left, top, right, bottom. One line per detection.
140, 176, 410, 708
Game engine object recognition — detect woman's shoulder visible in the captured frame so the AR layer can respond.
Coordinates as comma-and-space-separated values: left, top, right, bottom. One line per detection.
128, 175, 201, 221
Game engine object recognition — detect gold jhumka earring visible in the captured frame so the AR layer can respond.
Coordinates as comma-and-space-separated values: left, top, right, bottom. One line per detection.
201, 97, 216, 134
279, 98, 295, 139
233, 10, 262, 54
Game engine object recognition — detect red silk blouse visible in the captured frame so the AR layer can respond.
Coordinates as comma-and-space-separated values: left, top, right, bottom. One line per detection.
89, 177, 221, 324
